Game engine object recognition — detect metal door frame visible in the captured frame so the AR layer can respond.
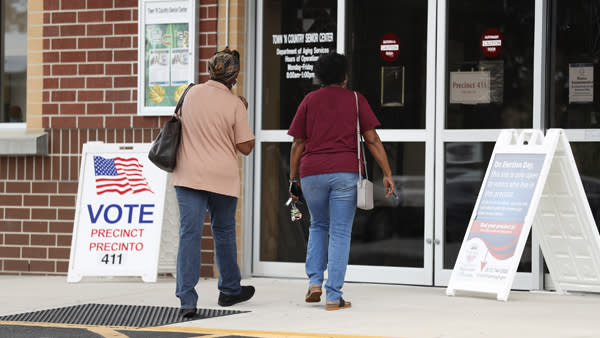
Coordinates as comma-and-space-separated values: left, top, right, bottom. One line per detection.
432, 0, 548, 289
248, 0, 437, 285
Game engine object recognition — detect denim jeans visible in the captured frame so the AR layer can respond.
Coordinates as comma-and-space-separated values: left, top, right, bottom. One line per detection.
175, 186, 241, 309
301, 172, 358, 302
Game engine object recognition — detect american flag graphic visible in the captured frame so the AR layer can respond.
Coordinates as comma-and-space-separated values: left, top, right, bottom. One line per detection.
93, 156, 154, 195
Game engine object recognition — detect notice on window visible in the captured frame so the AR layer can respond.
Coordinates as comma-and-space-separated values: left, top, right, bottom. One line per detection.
380, 66, 405, 107
479, 60, 504, 103
449, 71, 491, 104
569, 63, 594, 104
271, 32, 335, 80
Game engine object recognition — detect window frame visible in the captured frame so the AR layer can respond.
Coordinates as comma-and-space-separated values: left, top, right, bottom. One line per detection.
0, 0, 27, 130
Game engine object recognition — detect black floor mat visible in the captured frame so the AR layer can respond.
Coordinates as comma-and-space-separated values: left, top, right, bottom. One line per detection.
0, 304, 248, 327
0, 325, 265, 338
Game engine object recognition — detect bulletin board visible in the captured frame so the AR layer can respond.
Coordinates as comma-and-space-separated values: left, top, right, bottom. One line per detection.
138, 0, 197, 116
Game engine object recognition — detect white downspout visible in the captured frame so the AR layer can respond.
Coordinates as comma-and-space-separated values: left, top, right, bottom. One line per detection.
224, 0, 229, 47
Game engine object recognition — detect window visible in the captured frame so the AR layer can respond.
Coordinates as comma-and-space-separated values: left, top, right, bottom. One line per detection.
547, 0, 600, 228
547, 0, 600, 128
346, 0, 428, 129
446, 0, 535, 129
261, 0, 337, 130
1, 0, 27, 125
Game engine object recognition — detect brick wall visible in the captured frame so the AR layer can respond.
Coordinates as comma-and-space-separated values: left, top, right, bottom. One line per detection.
0, 0, 219, 277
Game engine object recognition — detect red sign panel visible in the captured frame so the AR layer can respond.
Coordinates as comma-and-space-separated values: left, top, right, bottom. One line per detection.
379, 33, 400, 62
480, 28, 502, 58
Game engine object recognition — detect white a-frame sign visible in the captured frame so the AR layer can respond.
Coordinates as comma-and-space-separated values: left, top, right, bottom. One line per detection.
447, 129, 600, 301
68, 142, 168, 283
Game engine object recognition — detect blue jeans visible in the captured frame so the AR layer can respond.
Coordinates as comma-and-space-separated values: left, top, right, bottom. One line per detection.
175, 186, 241, 309
301, 172, 358, 302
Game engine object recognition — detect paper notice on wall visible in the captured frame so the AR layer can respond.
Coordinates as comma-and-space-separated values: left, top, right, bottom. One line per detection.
569, 63, 594, 104
170, 48, 190, 86
148, 49, 170, 86
449, 71, 491, 104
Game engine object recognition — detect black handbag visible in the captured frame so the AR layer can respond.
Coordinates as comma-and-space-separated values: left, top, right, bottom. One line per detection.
148, 83, 195, 172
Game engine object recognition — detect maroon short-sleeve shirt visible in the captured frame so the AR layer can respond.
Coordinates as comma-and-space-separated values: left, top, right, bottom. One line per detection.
288, 86, 380, 178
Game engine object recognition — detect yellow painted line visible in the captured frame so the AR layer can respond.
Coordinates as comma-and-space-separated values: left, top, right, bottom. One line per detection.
87, 327, 130, 338
150, 326, 403, 338
0, 320, 404, 338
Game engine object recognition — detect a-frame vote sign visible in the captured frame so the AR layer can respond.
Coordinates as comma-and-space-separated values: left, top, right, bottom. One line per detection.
447, 129, 600, 301
68, 142, 168, 283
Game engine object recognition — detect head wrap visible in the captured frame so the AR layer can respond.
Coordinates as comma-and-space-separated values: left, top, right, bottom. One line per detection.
208, 47, 240, 84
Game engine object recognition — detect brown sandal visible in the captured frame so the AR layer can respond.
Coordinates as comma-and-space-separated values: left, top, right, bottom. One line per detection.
305, 285, 322, 303
326, 297, 352, 311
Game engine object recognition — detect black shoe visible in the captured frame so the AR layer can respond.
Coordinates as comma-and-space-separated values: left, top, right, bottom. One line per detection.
179, 307, 197, 318
218, 285, 255, 307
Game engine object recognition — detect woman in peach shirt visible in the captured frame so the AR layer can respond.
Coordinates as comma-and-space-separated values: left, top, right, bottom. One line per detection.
171, 48, 255, 318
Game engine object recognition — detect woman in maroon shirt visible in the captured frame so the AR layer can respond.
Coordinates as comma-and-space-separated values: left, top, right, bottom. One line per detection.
288, 52, 395, 310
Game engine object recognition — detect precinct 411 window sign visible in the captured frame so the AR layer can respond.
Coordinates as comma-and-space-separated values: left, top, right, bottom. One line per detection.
68, 143, 168, 282
137, 0, 196, 116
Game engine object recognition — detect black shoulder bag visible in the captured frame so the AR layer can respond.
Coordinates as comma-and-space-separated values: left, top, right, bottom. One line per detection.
148, 83, 195, 172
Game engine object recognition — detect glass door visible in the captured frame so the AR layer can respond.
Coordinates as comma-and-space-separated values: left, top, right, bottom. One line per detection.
253, 0, 341, 279
546, 0, 600, 288
343, 0, 435, 284
253, 0, 436, 285
434, 0, 539, 288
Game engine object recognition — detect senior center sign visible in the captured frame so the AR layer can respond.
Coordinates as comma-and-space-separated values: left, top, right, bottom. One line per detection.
68, 143, 168, 282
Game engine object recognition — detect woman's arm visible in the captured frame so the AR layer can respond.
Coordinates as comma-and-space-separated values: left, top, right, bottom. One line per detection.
235, 96, 253, 155
236, 139, 255, 155
288, 137, 306, 201
362, 129, 395, 198
289, 137, 305, 180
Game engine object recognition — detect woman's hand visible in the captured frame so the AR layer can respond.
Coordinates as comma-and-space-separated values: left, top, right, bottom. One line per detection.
288, 180, 304, 204
383, 175, 395, 198
363, 129, 395, 198
289, 138, 306, 202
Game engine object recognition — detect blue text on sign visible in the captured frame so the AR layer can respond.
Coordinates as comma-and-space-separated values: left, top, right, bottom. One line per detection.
87, 204, 155, 224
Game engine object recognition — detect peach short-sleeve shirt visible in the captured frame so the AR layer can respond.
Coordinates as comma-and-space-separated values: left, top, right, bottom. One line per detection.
171, 80, 255, 197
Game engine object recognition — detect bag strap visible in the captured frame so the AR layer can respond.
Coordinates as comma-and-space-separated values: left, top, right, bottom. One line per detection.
175, 83, 196, 118
355, 91, 368, 180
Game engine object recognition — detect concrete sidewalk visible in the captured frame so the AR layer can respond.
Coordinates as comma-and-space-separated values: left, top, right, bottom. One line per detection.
1, 275, 600, 338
